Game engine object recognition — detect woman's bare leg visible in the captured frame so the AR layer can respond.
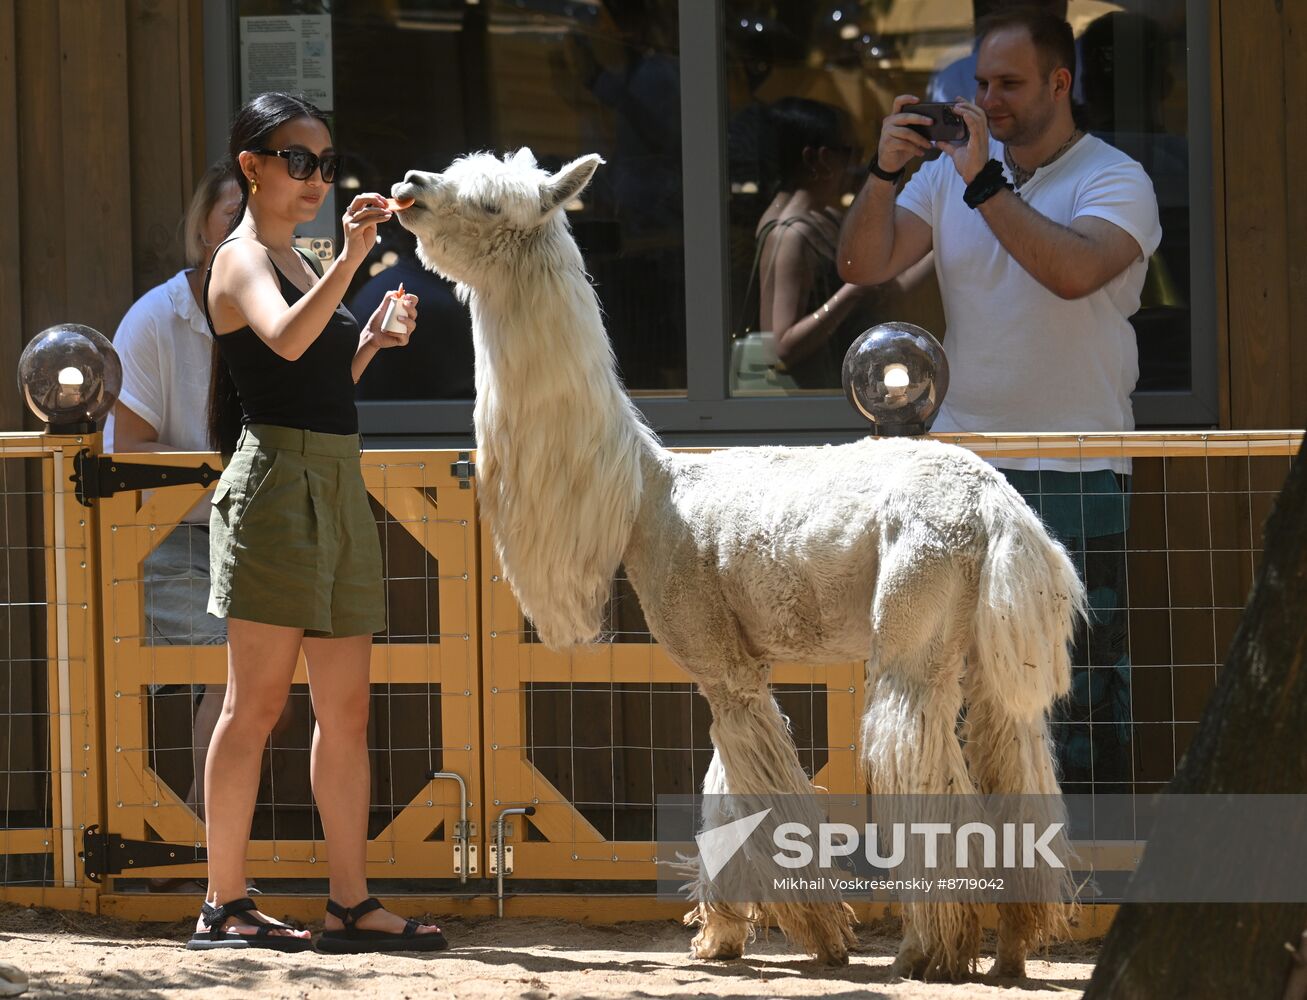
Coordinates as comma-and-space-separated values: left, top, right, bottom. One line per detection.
304, 633, 441, 937
196, 618, 308, 940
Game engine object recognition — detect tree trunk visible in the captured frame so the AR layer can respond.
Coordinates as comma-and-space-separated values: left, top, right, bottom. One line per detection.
1084, 436, 1307, 999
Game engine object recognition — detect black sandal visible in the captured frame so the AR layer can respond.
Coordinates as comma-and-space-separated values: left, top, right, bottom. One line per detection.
186, 897, 313, 951
316, 897, 449, 954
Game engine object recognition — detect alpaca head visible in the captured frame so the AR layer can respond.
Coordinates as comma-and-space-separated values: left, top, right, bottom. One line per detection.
391, 148, 603, 287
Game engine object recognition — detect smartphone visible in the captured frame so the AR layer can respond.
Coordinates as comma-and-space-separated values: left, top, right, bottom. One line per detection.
904, 102, 970, 143
292, 236, 335, 264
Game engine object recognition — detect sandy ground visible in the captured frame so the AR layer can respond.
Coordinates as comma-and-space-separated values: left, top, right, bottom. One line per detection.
0, 904, 1095, 999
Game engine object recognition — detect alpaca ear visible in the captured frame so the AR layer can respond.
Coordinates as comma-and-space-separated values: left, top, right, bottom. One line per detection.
510, 147, 537, 169
542, 154, 603, 214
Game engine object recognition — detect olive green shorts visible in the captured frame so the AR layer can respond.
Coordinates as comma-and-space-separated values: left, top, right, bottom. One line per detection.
207, 424, 386, 638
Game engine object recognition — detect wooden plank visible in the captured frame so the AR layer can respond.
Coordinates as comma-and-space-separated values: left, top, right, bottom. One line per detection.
1222, 0, 1290, 428
1286, 0, 1307, 430
1208, 0, 1230, 429
0, 5, 22, 432
15, 1, 67, 339
126, 0, 189, 296
58, 0, 133, 339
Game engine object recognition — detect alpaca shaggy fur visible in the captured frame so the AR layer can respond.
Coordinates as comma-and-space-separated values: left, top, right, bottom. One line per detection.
393, 150, 1085, 979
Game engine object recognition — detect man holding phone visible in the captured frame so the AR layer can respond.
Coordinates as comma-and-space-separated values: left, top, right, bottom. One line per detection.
838, 7, 1161, 791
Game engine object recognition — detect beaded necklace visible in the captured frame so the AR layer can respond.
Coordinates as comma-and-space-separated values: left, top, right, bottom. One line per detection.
1004, 128, 1084, 189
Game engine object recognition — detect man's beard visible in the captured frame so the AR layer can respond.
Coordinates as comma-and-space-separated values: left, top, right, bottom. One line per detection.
998, 98, 1058, 147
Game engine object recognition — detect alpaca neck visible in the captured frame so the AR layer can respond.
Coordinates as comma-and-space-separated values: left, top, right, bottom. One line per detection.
470, 227, 658, 648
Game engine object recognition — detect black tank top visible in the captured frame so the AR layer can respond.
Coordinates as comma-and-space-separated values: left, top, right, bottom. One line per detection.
203, 237, 360, 435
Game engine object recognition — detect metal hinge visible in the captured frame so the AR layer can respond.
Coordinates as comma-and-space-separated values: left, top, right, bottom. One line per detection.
450, 453, 475, 490
80, 825, 207, 882
71, 449, 220, 508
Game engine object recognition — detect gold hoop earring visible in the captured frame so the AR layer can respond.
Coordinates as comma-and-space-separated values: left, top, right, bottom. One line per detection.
250, 179, 259, 196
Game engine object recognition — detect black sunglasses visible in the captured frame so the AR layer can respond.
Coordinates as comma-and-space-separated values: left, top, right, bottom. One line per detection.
250, 147, 341, 183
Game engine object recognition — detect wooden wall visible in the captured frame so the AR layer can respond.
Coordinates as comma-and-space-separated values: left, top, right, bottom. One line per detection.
1221, 0, 1307, 430
0, 0, 203, 432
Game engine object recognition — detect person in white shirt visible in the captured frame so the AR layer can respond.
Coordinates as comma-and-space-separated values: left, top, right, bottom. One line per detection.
105, 162, 289, 856
838, 7, 1162, 791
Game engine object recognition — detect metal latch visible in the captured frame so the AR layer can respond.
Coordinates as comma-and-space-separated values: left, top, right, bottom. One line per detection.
80, 825, 207, 882
450, 452, 475, 489
488, 843, 513, 876
71, 449, 219, 507
454, 843, 479, 876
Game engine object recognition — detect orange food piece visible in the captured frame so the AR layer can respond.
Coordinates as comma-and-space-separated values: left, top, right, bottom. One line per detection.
387, 196, 415, 211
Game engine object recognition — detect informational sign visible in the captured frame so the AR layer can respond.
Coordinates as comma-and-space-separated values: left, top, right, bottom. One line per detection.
239, 15, 336, 238
239, 15, 334, 112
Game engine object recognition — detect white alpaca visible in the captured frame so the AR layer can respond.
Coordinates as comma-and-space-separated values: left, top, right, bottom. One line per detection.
393, 150, 1085, 980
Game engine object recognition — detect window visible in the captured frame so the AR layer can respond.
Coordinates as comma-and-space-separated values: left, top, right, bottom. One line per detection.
207, 0, 1215, 441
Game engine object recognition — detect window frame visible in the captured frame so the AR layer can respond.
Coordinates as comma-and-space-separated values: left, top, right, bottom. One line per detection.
208, 0, 1218, 445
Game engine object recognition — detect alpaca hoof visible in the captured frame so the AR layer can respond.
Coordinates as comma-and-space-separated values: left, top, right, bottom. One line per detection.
992, 956, 1025, 979
889, 951, 929, 980
817, 946, 849, 967
690, 929, 745, 961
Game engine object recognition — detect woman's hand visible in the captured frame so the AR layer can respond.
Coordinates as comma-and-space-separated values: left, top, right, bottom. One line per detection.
339, 193, 393, 267
365, 293, 419, 349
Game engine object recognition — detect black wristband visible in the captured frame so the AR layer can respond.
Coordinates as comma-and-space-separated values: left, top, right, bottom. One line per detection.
867, 155, 904, 184
963, 159, 1013, 209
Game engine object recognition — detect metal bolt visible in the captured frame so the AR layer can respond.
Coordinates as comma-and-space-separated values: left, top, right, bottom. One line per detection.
462, 633, 469, 640
152, 801, 159, 807
116, 802, 123, 808
464, 745, 471, 751
491, 686, 498, 694
848, 686, 855, 693
111, 525, 117, 532
849, 744, 855, 751
115, 746, 121, 753
492, 743, 498, 750
532, 797, 539, 804
491, 575, 499, 582
612, 855, 618, 862
309, 857, 317, 864
460, 519, 467, 526
80, 771, 87, 778
80, 603, 87, 610
463, 689, 470, 697
149, 524, 157, 531
426, 801, 432, 807
462, 573, 468, 581
419, 463, 426, 470
379, 464, 387, 471
490, 632, 498, 639
273, 855, 280, 863
82, 744, 90, 751
79, 520, 85, 527
113, 638, 120, 645
572, 853, 578, 861
114, 691, 121, 698
79, 561, 86, 569
389, 858, 396, 865
494, 799, 500, 806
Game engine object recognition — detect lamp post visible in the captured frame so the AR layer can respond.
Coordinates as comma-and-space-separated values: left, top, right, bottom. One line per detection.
841, 321, 949, 436
17, 324, 121, 434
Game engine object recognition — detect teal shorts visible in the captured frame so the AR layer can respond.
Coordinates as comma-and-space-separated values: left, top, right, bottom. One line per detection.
207, 424, 386, 638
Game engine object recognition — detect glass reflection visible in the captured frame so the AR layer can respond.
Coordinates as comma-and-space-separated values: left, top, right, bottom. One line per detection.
725, 0, 1191, 397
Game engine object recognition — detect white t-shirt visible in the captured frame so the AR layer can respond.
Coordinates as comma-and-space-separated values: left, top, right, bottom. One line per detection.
898, 135, 1163, 472
104, 269, 214, 453
104, 270, 215, 521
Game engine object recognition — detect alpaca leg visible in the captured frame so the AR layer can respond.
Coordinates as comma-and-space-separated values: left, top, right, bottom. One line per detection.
684, 750, 757, 961
861, 554, 982, 981
697, 680, 856, 966
959, 681, 1075, 980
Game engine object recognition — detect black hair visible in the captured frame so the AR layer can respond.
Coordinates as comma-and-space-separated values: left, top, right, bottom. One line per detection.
206, 92, 332, 455
975, 6, 1077, 89
767, 97, 851, 194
